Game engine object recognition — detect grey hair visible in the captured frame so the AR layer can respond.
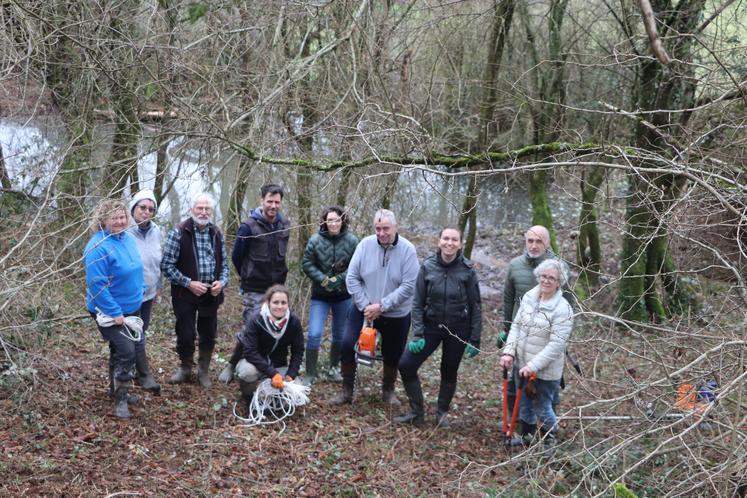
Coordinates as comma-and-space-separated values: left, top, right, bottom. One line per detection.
533, 259, 570, 287
190, 192, 216, 209
373, 208, 397, 225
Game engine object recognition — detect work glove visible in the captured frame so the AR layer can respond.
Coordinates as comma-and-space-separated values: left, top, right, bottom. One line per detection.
271, 373, 284, 390
464, 343, 480, 359
327, 275, 345, 291
321, 275, 341, 291
407, 338, 426, 354
496, 330, 509, 349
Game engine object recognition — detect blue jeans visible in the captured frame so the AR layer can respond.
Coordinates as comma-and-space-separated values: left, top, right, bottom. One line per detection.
306, 298, 351, 351
519, 378, 561, 433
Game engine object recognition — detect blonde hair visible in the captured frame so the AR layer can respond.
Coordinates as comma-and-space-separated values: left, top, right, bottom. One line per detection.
91, 199, 129, 233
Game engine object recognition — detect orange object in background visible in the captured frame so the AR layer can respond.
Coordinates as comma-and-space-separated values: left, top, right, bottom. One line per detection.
675, 383, 706, 413
358, 325, 377, 357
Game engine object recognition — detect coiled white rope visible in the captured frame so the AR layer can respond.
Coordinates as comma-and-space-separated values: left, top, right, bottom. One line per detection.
95, 309, 144, 342
234, 379, 311, 431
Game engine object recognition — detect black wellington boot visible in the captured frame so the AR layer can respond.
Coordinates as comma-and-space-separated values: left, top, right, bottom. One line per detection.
436, 382, 457, 428
328, 362, 356, 405
393, 379, 425, 426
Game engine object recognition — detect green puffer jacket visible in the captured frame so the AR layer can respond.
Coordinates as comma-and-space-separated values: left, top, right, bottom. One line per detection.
302, 227, 360, 301
411, 251, 482, 345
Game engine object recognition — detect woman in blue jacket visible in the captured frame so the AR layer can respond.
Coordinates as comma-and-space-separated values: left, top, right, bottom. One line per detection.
84, 199, 144, 419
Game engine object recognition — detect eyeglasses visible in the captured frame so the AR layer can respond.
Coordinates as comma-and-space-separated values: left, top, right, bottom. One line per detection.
137, 205, 156, 213
539, 274, 558, 283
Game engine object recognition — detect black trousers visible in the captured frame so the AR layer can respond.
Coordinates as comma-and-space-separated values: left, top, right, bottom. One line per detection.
172, 297, 219, 360
92, 311, 141, 381
398, 325, 468, 384
341, 307, 410, 367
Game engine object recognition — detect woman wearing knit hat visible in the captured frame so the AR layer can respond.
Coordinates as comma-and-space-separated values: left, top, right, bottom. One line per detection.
127, 189, 163, 394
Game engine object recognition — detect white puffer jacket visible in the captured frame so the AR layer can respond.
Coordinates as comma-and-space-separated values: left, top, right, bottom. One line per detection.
502, 285, 573, 381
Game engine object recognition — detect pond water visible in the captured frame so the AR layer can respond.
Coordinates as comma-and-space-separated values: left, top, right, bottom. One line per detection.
1, 116, 583, 233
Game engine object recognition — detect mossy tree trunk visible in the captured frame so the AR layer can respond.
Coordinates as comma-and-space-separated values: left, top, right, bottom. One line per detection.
460, 0, 514, 258
575, 166, 605, 299
618, 0, 704, 321
522, 0, 569, 252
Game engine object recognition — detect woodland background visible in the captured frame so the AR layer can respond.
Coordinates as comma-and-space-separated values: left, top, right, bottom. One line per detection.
0, 0, 745, 496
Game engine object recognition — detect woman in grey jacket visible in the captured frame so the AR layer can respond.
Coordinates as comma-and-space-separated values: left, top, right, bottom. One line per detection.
394, 226, 482, 427
499, 259, 573, 448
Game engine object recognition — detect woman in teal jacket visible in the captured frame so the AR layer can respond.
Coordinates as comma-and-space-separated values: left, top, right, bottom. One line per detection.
301, 206, 359, 384
84, 199, 144, 419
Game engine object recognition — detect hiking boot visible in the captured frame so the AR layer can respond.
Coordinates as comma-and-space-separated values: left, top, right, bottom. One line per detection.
381, 364, 401, 407
393, 379, 424, 426
135, 350, 161, 394
328, 362, 355, 405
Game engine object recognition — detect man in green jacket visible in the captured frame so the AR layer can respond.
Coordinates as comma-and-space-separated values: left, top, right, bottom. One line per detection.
500, 225, 560, 443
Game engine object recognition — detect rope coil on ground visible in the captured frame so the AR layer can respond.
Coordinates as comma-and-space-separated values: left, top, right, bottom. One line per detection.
234, 379, 311, 430
95, 310, 143, 342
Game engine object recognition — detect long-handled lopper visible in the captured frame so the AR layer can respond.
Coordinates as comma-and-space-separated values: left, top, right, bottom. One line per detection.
503, 368, 527, 444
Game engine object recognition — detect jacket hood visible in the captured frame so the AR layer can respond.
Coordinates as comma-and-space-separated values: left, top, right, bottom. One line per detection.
251, 206, 285, 228
129, 189, 158, 214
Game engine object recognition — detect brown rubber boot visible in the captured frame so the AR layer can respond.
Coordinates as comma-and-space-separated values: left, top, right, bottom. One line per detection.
381, 364, 401, 406
197, 349, 213, 388
169, 357, 193, 384
328, 362, 356, 405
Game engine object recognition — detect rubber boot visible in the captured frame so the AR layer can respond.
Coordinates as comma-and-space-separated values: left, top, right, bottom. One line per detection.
169, 357, 193, 384
381, 364, 401, 407
328, 362, 356, 405
197, 349, 212, 388
436, 382, 457, 428
393, 379, 425, 426
303, 349, 319, 386
135, 350, 161, 394
239, 379, 258, 412
113, 379, 131, 419
109, 366, 140, 405
540, 428, 557, 458
218, 343, 242, 384
327, 343, 343, 382
521, 421, 537, 446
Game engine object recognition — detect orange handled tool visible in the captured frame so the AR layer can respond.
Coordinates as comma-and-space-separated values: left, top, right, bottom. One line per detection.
506, 374, 527, 442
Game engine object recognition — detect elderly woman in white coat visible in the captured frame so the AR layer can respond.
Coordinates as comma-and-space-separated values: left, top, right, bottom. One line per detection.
499, 259, 573, 448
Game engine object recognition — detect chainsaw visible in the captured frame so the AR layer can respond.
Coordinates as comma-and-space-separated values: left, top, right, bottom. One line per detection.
354, 321, 383, 367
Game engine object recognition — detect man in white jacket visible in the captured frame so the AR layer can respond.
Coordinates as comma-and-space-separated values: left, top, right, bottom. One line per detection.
329, 209, 419, 407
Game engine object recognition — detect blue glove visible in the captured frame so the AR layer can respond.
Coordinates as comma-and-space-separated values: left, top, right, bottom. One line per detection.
407, 338, 425, 354
465, 343, 479, 359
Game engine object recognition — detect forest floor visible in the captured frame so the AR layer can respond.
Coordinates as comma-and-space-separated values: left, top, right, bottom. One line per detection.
1, 222, 742, 497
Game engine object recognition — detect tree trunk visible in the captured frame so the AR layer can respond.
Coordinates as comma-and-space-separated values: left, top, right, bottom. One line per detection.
106, 96, 141, 196
618, 0, 705, 321
575, 166, 605, 299
225, 156, 252, 239
460, 0, 514, 258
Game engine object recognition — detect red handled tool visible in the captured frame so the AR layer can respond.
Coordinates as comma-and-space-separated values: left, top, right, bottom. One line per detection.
503, 369, 527, 443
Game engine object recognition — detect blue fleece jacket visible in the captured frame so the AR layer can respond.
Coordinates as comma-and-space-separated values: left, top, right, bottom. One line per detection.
84, 230, 144, 316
